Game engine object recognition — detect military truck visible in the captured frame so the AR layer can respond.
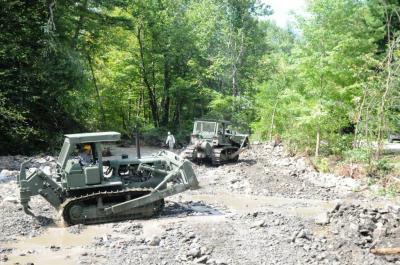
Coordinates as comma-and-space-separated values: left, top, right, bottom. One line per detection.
182, 120, 249, 166
18, 132, 198, 225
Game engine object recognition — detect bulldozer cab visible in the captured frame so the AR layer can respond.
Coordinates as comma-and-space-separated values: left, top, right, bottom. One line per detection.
193, 120, 234, 146
57, 132, 121, 189
193, 120, 231, 137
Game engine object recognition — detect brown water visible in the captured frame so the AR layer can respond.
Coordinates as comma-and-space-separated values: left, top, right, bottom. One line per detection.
181, 193, 337, 217
3, 214, 225, 265
3, 225, 111, 264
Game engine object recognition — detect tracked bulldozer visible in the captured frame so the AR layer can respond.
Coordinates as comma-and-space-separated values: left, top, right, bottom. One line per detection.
182, 120, 249, 166
18, 132, 198, 225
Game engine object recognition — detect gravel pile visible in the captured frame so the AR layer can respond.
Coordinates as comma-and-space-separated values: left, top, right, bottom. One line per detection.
322, 203, 400, 264
329, 203, 400, 249
195, 143, 356, 201
0, 155, 58, 242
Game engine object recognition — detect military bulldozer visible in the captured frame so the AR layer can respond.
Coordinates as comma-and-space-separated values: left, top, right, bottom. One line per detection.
182, 120, 249, 166
18, 132, 198, 225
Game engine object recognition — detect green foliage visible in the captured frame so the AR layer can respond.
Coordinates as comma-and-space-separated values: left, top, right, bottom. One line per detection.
0, 0, 271, 153
251, 0, 395, 159
1, 0, 399, 158
343, 148, 373, 163
314, 157, 330, 173
0, 1, 88, 154
367, 159, 394, 179
141, 127, 168, 146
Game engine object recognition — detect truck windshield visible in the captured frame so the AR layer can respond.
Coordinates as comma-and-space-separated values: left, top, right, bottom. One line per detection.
194, 121, 216, 134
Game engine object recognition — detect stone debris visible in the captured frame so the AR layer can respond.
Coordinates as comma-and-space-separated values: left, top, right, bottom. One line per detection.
148, 236, 161, 246
315, 212, 330, 225
0, 145, 398, 265
67, 224, 86, 234
251, 219, 266, 228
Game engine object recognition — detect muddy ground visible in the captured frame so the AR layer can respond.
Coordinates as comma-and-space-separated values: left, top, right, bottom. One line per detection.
0, 144, 399, 265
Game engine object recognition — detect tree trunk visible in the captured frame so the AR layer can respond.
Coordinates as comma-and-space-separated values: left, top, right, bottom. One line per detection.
315, 124, 321, 157
376, 32, 399, 158
353, 88, 367, 148
137, 26, 159, 127
86, 53, 106, 128
232, 64, 238, 97
160, 53, 170, 126
365, 106, 370, 143
140, 85, 145, 119
71, 0, 88, 49
269, 101, 278, 141
173, 100, 181, 128
127, 97, 132, 125
371, 248, 400, 255
375, 10, 400, 158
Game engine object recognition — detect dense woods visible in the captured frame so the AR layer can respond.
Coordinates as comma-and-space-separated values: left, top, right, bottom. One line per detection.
0, 0, 399, 162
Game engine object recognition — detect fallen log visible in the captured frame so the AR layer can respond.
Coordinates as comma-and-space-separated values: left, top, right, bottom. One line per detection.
371, 247, 400, 255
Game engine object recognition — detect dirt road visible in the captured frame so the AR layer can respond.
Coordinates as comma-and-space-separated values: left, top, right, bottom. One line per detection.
0, 144, 399, 265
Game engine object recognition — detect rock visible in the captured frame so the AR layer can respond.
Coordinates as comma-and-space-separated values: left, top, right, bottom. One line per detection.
187, 247, 201, 258
206, 258, 216, 265
45, 156, 55, 162
68, 224, 86, 234
215, 259, 228, 265
297, 229, 311, 240
188, 232, 196, 239
251, 220, 265, 228
41, 166, 52, 175
315, 212, 330, 225
290, 231, 299, 242
200, 246, 212, 255
0, 169, 19, 177
50, 245, 60, 251
317, 253, 327, 261
331, 201, 342, 212
148, 236, 161, 246
35, 158, 47, 164
194, 255, 209, 264
0, 255, 8, 262
3, 196, 18, 204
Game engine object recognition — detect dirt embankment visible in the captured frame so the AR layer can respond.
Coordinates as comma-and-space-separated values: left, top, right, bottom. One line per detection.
0, 144, 399, 265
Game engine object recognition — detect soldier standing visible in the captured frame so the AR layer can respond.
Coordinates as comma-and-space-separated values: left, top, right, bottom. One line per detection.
166, 131, 176, 150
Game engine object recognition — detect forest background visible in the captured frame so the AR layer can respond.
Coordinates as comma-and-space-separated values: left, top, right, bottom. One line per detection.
1, 0, 399, 185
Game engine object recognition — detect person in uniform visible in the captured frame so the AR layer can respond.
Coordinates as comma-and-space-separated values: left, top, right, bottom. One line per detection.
166, 132, 176, 151
79, 144, 92, 166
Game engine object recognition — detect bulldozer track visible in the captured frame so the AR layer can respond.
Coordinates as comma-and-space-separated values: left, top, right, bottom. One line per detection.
184, 145, 240, 166
61, 188, 164, 225
182, 146, 196, 161
211, 147, 239, 166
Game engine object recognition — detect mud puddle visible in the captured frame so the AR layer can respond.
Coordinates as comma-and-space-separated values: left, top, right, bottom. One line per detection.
2, 225, 111, 265
2, 211, 225, 265
182, 193, 337, 217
